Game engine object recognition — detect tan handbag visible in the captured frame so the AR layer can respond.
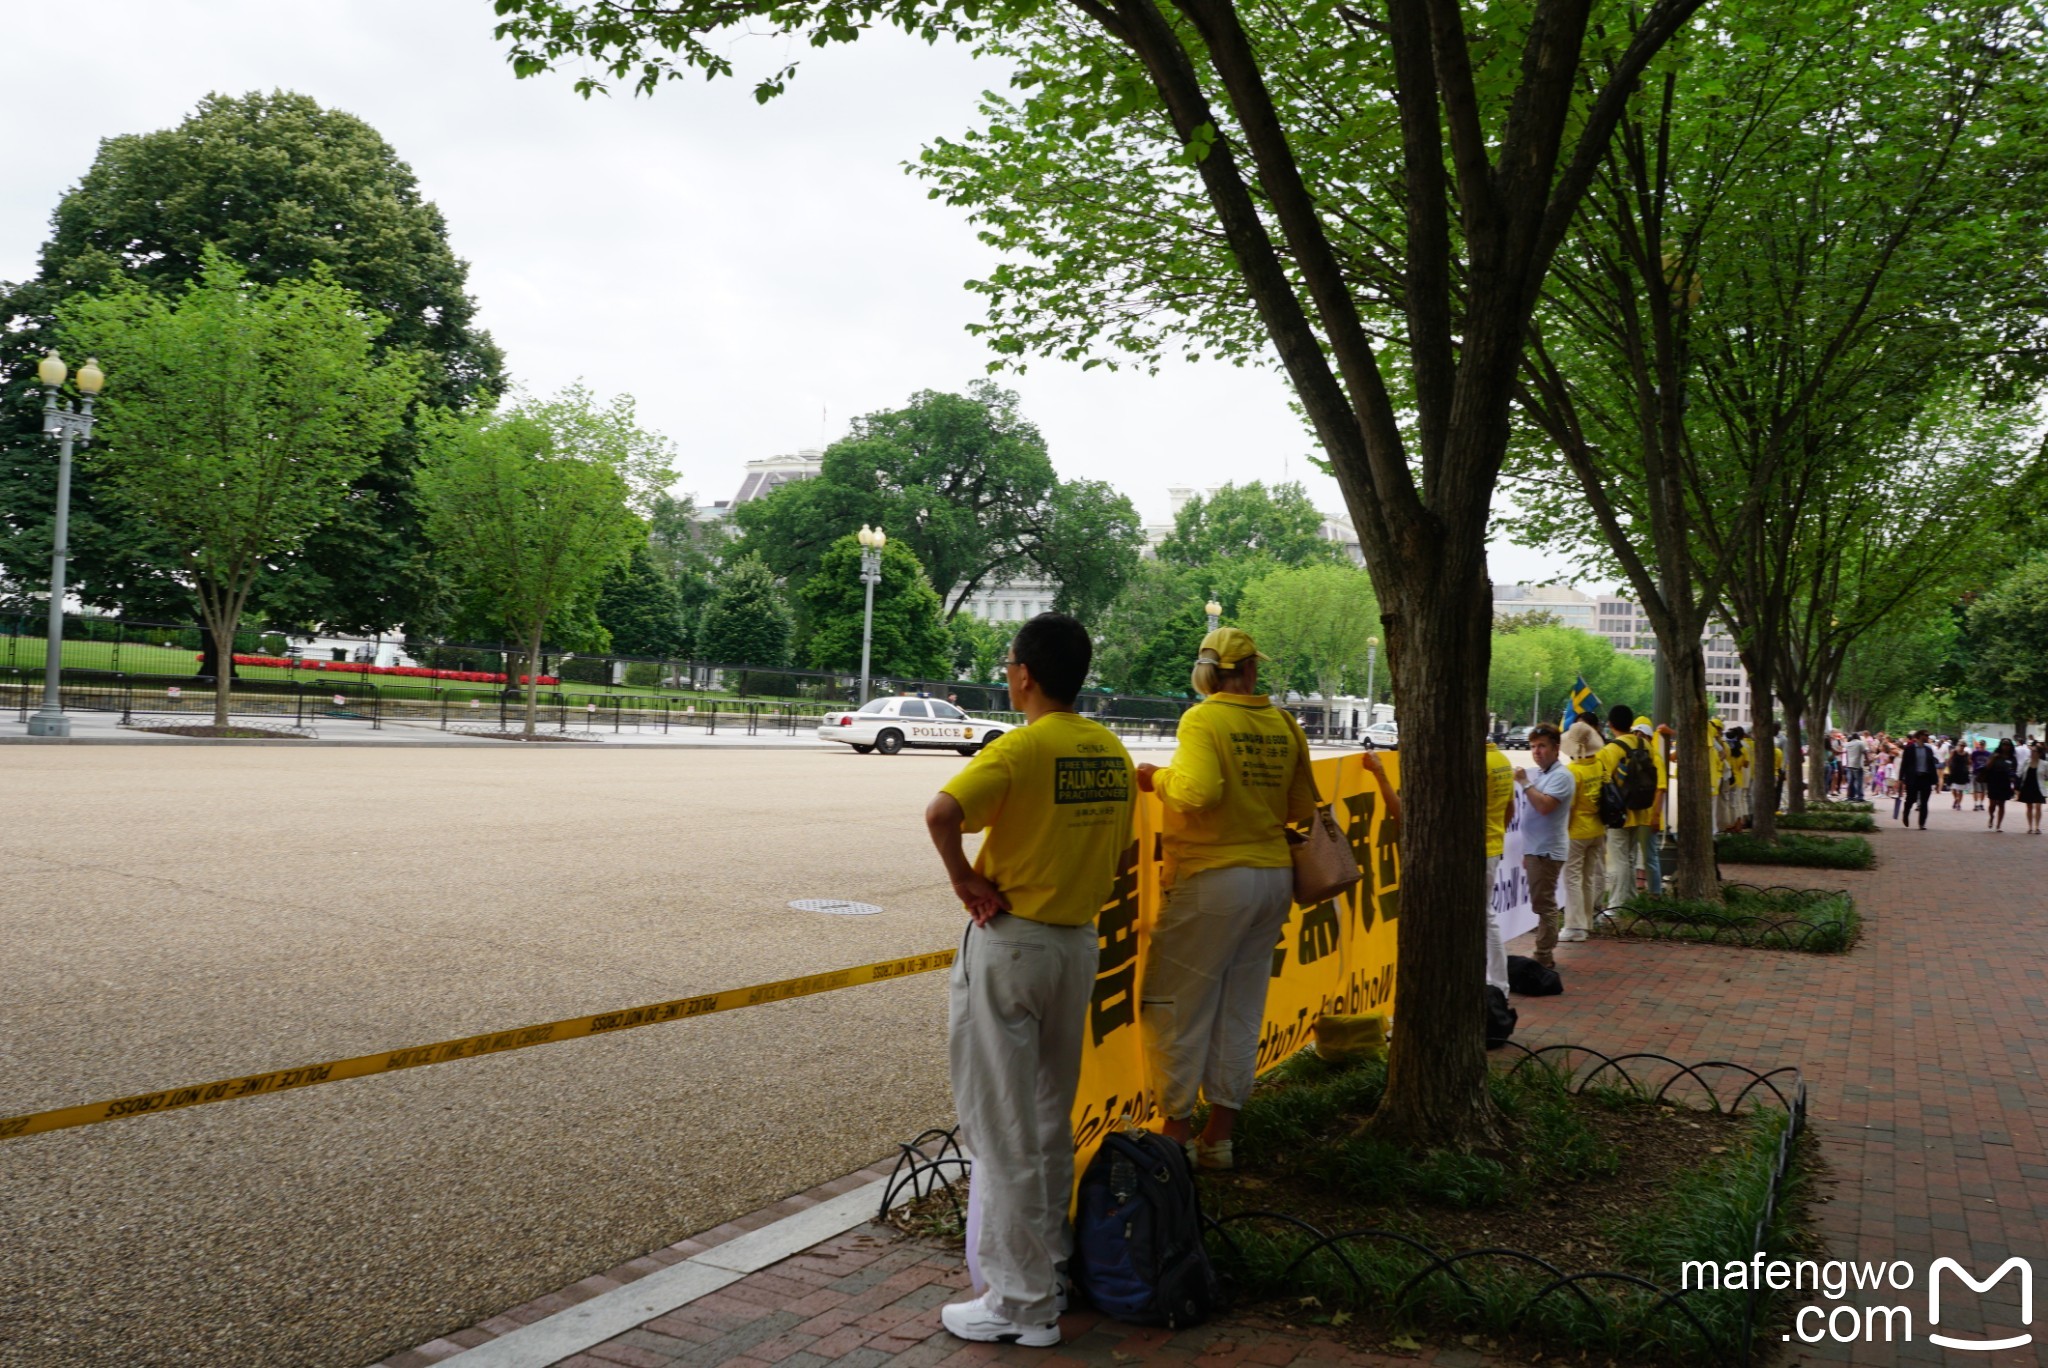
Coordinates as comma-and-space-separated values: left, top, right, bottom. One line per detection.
1285, 719, 1363, 904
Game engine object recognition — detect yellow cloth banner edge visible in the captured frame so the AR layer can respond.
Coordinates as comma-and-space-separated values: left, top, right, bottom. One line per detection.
0, 949, 958, 1142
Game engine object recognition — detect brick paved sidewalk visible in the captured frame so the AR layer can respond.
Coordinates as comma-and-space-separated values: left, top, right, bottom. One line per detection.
390, 799, 2045, 1368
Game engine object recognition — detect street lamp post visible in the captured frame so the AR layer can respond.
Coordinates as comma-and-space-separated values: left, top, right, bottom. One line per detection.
27, 353, 104, 738
1204, 598, 1221, 633
856, 524, 886, 704
1364, 635, 1379, 728
1531, 671, 1543, 729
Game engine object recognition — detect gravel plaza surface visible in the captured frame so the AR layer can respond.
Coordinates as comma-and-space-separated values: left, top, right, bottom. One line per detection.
0, 745, 1014, 1367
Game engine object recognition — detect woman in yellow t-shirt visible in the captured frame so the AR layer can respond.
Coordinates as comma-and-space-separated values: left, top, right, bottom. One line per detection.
1134, 626, 1319, 1171
1560, 721, 1607, 940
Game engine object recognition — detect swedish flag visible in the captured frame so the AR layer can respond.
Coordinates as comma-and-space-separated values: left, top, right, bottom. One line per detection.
1562, 675, 1602, 730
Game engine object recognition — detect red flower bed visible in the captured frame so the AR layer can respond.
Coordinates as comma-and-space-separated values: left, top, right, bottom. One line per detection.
220, 654, 559, 686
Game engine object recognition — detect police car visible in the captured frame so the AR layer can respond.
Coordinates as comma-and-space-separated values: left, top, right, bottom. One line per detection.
817, 696, 1010, 755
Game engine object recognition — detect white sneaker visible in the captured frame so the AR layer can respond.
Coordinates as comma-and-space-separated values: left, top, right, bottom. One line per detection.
941, 1291, 1060, 1347
1558, 928, 1587, 942
1188, 1138, 1234, 1170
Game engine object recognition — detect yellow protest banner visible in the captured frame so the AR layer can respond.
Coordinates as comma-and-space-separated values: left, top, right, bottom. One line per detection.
1069, 753, 1400, 1166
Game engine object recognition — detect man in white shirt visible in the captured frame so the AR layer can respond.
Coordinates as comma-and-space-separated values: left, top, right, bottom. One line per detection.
1516, 724, 1578, 970
1843, 731, 1868, 802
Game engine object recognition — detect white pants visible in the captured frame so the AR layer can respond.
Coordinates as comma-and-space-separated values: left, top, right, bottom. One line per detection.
1563, 836, 1604, 930
1140, 865, 1294, 1119
1484, 855, 1508, 992
950, 913, 1095, 1326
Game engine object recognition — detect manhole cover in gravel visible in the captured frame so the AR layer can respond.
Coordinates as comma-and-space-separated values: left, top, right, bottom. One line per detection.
789, 898, 883, 916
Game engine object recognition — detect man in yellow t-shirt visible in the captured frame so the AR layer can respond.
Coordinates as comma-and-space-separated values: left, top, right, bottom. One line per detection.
1483, 741, 1516, 993
1598, 706, 1666, 898
926, 613, 1134, 1348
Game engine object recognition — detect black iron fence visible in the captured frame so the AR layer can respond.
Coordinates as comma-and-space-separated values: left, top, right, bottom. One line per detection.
1, 669, 384, 731
3, 613, 1379, 742
0, 613, 1017, 713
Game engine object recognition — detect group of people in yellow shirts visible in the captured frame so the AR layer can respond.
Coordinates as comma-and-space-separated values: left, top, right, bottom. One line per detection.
922, 613, 1792, 1348
1482, 705, 1779, 980
924, 617, 1379, 1348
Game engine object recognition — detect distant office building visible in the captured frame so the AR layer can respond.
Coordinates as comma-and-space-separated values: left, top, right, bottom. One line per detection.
1490, 581, 1598, 631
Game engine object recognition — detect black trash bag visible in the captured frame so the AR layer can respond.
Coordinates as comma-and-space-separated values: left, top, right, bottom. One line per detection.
1508, 954, 1563, 997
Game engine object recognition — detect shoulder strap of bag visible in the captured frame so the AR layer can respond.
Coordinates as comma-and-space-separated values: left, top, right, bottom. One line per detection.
1279, 709, 1326, 806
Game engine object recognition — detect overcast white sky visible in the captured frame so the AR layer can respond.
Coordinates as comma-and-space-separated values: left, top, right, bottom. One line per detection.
6, 0, 1564, 581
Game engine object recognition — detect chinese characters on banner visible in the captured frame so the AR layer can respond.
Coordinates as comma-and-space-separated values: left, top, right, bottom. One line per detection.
1068, 753, 1413, 1172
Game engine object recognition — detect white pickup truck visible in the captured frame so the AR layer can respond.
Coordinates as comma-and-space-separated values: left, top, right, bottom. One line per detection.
817, 695, 1012, 755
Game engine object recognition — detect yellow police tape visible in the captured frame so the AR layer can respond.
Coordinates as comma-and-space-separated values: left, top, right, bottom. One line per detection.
0, 949, 957, 1142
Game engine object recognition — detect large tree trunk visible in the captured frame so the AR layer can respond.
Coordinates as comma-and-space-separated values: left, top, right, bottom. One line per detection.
1748, 629, 1779, 841
1664, 638, 1717, 900
1365, 538, 1502, 1152
196, 633, 242, 685
1782, 692, 1808, 814
208, 619, 236, 729
1807, 685, 1832, 798
522, 624, 544, 739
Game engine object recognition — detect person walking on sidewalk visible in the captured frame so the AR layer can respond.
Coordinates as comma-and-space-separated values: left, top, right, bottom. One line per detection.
1560, 720, 1607, 942
1971, 740, 1991, 810
1133, 626, 1320, 1173
1983, 739, 2018, 833
926, 613, 1135, 1348
1897, 730, 1939, 830
1945, 740, 1972, 809
2018, 741, 2046, 835
1517, 724, 1576, 968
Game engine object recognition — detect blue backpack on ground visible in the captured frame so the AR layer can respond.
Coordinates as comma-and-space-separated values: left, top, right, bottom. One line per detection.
1071, 1129, 1221, 1328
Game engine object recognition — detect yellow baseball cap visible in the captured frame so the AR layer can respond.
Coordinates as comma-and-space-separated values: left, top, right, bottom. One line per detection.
1632, 715, 1654, 736
1199, 627, 1268, 668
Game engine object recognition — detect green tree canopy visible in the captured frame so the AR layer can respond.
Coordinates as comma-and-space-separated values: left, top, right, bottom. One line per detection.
1158, 482, 1339, 566
1494, 610, 1563, 635
1117, 599, 1214, 700
696, 555, 795, 668
416, 386, 659, 735
730, 382, 1141, 617
490, 0, 1721, 1151
1238, 563, 1381, 704
60, 251, 419, 727
1486, 626, 1653, 729
597, 542, 689, 659
646, 491, 719, 652
1964, 555, 2048, 730
798, 535, 951, 679
948, 613, 1010, 685
1836, 609, 1959, 734
1, 89, 504, 629
1091, 559, 1217, 697
1156, 482, 1341, 613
